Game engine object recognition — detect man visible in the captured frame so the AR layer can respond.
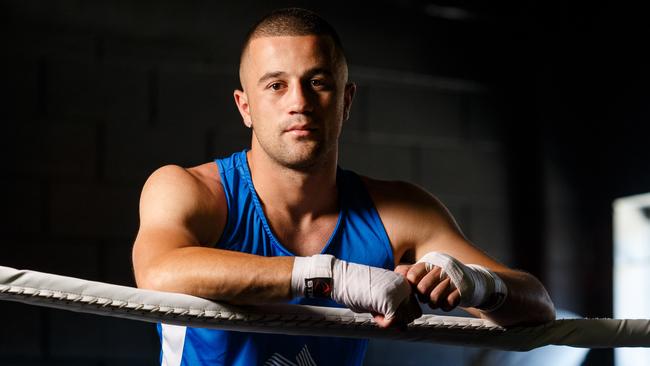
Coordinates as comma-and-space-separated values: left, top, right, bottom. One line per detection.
132, 8, 555, 366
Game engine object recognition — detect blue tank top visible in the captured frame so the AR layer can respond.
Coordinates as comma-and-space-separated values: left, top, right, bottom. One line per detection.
158, 150, 394, 366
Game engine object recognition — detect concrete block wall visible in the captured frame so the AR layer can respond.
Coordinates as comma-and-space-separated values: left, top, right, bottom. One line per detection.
2, 1, 535, 364
339, 73, 512, 264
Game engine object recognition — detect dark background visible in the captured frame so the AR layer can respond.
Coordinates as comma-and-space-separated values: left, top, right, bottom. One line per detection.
2, 1, 649, 365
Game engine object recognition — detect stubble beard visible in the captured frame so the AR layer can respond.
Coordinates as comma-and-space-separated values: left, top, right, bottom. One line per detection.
266, 136, 330, 172
254, 128, 337, 172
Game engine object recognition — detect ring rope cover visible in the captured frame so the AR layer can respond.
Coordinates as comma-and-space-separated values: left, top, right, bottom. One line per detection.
1, 265, 649, 351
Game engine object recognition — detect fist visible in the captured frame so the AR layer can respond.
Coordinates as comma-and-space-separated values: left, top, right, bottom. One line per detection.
395, 263, 461, 312
332, 260, 421, 328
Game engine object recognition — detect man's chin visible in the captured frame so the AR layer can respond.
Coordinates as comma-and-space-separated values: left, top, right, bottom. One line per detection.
278, 149, 330, 171
281, 156, 323, 171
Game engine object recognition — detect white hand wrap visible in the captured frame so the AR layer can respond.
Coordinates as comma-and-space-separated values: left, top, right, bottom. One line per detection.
417, 252, 508, 312
292, 254, 411, 320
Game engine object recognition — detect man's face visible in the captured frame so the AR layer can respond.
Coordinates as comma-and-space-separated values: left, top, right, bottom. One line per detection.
235, 35, 354, 170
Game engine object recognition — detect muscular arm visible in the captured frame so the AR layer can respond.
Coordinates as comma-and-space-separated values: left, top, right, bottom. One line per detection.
366, 178, 555, 326
132, 165, 293, 304
132, 165, 418, 328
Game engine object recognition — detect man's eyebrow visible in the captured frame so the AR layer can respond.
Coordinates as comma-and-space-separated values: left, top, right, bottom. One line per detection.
257, 71, 287, 85
258, 71, 287, 86
257, 68, 334, 86
305, 68, 334, 78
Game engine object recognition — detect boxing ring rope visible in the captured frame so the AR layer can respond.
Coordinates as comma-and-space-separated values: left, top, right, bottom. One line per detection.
1, 265, 649, 351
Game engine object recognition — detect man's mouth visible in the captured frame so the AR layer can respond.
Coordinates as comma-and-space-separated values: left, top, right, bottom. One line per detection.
285, 125, 317, 136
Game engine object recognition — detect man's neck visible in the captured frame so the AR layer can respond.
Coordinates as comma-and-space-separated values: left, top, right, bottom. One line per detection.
246, 149, 338, 222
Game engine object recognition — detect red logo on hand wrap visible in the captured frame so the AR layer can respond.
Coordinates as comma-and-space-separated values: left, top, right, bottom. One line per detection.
305, 278, 333, 299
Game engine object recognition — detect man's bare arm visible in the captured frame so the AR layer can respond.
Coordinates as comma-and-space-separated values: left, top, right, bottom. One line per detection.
396, 259, 555, 326
132, 165, 420, 328
367, 179, 556, 326
465, 267, 555, 326
132, 164, 293, 304
410, 227, 555, 326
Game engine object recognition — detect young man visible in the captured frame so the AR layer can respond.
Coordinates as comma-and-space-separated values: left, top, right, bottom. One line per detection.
132, 8, 555, 366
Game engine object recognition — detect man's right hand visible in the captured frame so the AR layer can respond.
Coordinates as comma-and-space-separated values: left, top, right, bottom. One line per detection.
291, 255, 421, 329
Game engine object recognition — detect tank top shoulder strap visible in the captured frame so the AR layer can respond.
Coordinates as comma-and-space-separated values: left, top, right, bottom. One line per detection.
213, 149, 249, 247
336, 168, 395, 269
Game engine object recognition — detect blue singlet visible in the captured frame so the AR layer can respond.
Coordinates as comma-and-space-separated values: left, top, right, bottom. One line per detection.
158, 150, 395, 366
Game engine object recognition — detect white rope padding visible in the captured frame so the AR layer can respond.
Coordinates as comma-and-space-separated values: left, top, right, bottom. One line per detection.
1, 265, 649, 351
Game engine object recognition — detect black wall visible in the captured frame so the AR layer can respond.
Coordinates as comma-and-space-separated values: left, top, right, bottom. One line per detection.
2, 1, 649, 365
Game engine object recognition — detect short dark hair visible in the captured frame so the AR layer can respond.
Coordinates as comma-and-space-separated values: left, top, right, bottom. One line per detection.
240, 8, 347, 67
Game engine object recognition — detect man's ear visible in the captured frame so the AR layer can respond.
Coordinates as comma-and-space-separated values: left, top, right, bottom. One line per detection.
233, 89, 252, 128
343, 82, 356, 121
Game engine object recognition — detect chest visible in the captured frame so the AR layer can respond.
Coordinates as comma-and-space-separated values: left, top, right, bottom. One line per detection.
269, 215, 340, 256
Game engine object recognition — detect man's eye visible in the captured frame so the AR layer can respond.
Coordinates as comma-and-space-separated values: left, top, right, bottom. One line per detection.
269, 83, 283, 91
311, 79, 324, 87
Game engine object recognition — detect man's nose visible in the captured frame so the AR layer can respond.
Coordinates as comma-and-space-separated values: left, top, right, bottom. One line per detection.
287, 82, 313, 114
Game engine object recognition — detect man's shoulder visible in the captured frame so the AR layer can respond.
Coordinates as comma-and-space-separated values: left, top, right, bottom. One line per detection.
139, 163, 226, 243
142, 162, 224, 208
187, 161, 222, 187
358, 175, 432, 205
147, 162, 220, 188
358, 175, 438, 226
359, 175, 457, 249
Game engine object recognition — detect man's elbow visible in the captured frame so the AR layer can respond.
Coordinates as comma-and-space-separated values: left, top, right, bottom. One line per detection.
527, 273, 556, 323
133, 265, 166, 291
521, 281, 556, 325
537, 289, 557, 323
489, 271, 557, 326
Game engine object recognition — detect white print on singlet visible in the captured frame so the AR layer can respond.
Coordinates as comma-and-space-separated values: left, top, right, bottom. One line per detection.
161, 324, 186, 366
264, 345, 317, 366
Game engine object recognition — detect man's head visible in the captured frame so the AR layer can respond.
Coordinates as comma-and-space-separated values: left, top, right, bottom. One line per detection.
239, 8, 348, 86
234, 8, 355, 171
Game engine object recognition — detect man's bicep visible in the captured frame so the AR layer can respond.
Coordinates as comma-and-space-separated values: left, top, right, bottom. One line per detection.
132, 223, 200, 282
401, 184, 509, 271
132, 165, 225, 285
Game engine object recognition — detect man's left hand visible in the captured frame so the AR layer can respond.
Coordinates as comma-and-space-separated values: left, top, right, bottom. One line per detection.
395, 263, 461, 312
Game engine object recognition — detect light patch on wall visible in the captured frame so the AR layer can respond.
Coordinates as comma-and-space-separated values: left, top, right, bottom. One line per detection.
424, 4, 476, 21
613, 193, 650, 365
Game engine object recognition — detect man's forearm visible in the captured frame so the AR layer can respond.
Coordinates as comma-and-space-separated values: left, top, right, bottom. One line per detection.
135, 246, 294, 304
471, 270, 555, 326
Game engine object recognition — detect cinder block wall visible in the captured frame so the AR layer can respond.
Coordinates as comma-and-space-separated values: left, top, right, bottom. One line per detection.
7, 1, 645, 365
1, 10, 506, 366
1, 3, 508, 365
